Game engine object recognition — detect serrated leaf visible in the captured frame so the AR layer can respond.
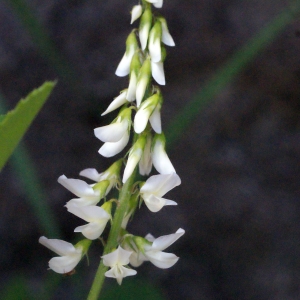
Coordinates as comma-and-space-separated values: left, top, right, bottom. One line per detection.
0, 81, 56, 170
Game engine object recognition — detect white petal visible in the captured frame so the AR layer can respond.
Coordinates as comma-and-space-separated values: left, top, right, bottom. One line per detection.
105, 266, 137, 285
74, 222, 107, 240
152, 228, 185, 251
139, 24, 151, 50
141, 173, 181, 197
146, 251, 178, 269
143, 194, 177, 212
130, 5, 142, 24
151, 60, 165, 85
136, 77, 148, 107
153, 0, 163, 8
39, 236, 76, 256
99, 131, 130, 157
115, 48, 135, 77
66, 197, 100, 207
126, 72, 137, 101
122, 149, 142, 183
161, 26, 175, 47
152, 142, 176, 174
101, 92, 128, 116
58, 175, 97, 198
102, 246, 132, 266
49, 253, 81, 274
66, 204, 110, 223
94, 119, 128, 143
134, 106, 152, 133
79, 168, 102, 182
149, 38, 161, 63
149, 105, 162, 133
129, 251, 146, 267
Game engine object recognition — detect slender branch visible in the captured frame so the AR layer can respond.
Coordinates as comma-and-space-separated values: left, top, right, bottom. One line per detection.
87, 168, 137, 300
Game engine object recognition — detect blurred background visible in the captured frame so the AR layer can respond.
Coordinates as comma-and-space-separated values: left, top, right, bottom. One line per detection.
1, 0, 300, 299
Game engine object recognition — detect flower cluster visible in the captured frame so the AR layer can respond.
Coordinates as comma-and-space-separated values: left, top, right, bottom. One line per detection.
39, 0, 184, 286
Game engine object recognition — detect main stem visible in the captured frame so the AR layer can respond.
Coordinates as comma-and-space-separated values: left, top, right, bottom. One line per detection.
87, 168, 137, 300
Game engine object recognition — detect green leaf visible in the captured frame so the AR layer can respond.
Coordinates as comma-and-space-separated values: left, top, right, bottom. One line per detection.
0, 81, 56, 170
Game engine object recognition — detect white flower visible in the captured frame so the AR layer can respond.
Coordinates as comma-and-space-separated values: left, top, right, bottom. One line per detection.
66, 204, 110, 240
158, 17, 175, 46
94, 109, 131, 157
126, 52, 141, 101
139, 134, 152, 176
102, 246, 137, 285
116, 31, 138, 77
130, 5, 142, 24
143, 228, 185, 268
152, 133, 176, 174
151, 60, 165, 85
148, 21, 162, 63
140, 173, 180, 212
80, 160, 122, 194
58, 175, 102, 206
134, 93, 162, 134
39, 237, 83, 274
101, 90, 128, 116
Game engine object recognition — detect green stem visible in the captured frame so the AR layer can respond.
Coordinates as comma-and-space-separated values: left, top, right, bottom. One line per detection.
87, 169, 137, 300
166, 0, 300, 147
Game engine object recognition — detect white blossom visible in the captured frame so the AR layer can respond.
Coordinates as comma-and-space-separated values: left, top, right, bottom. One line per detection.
58, 175, 102, 206
152, 133, 176, 174
101, 90, 128, 116
134, 93, 162, 134
39, 237, 82, 274
158, 17, 175, 46
102, 246, 137, 285
94, 109, 131, 157
145, 0, 163, 8
143, 228, 184, 268
130, 5, 142, 24
136, 58, 151, 107
139, 8, 152, 50
66, 204, 110, 240
140, 173, 180, 212
116, 32, 138, 77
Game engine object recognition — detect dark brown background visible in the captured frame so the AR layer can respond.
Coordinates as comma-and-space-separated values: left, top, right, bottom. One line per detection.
1, 0, 300, 299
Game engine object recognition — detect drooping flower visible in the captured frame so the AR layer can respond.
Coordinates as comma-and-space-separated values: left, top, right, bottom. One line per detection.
39, 237, 91, 274
116, 31, 139, 77
140, 173, 180, 212
101, 90, 128, 116
127, 228, 185, 268
130, 5, 142, 24
80, 159, 122, 193
58, 175, 105, 207
66, 202, 111, 240
102, 246, 137, 285
152, 133, 176, 174
134, 92, 162, 134
94, 108, 131, 157
151, 60, 165, 85
145, 0, 163, 9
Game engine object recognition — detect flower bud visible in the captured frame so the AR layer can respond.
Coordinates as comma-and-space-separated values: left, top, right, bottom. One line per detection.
130, 5, 143, 24
158, 16, 175, 46
126, 52, 141, 101
139, 6, 152, 50
136, 58, 151, 107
